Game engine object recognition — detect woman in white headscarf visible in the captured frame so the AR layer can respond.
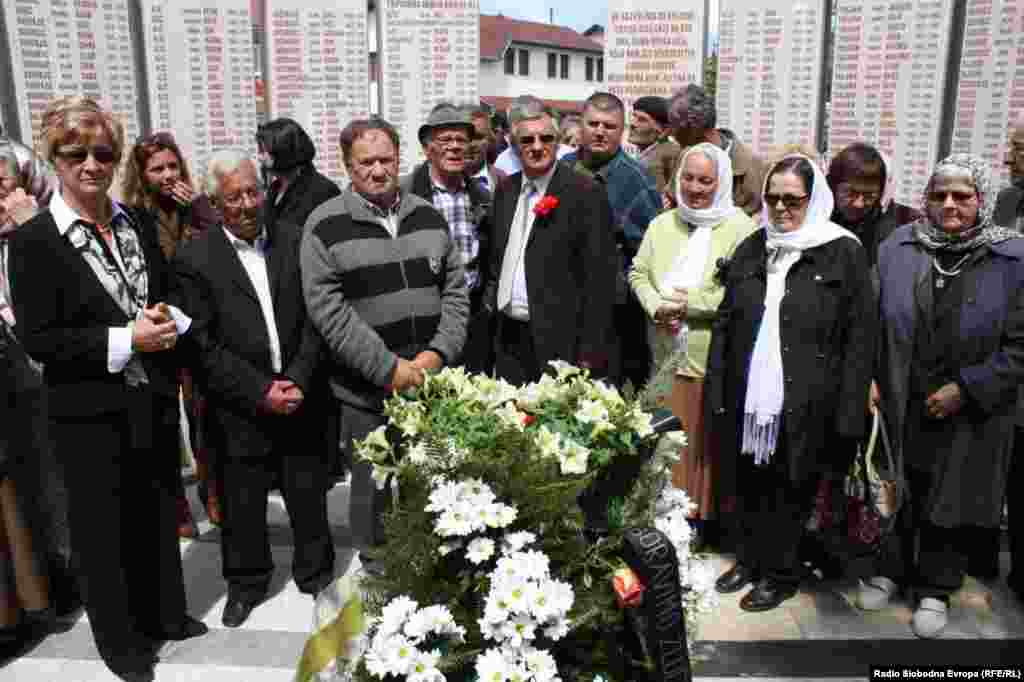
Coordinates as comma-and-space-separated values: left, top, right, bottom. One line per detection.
705, 154, 875, 612
629, 143, 756, 533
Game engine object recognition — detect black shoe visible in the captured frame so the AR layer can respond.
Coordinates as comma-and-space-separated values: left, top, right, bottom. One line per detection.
143, 615, 209, 641
222, 597, 259, 628
716, 563, 757, 594
115, 670, 155, 682
739, 578, 798, 612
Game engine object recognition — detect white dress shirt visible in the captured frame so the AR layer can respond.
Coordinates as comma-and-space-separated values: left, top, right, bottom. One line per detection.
499, 163, 558, 321
223, 227, 283, 373
50, 190, 190, 374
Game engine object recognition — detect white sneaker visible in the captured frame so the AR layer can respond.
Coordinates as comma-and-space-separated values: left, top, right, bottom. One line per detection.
857, 576, 897, 611
912, 597, 948, 638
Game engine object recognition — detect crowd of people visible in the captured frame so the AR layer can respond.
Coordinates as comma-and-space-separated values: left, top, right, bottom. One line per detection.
0, 88, 1022, 680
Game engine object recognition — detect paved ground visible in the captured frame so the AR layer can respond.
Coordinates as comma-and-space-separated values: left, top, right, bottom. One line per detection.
2, 479, 1023, 681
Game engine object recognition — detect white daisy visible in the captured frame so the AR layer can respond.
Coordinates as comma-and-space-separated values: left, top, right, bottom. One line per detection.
467, 537, 496, 565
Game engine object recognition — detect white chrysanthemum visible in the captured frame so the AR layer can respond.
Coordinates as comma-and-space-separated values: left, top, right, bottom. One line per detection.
407, 649, 443, 682
406, 440, 430, 464
630, 406, 655, 438
467, 537, 496, 565
493, 504, 518, 528
524, 648, 559, 682
543, 617, 571, 641
534, 426, 562, 459
575, 398, 609, 425
438, 540, 462, 557
369, 633, 417, 676
475, 648, 512, 682
524, 581, 560, 622
513, 550, 550, 581
378, 596, 419, 636
547, 359, 581, 380
546, 580, 575, 615
499, 613, 536, 648
501, 531, 537, 555
495, 402, 526, 431
402, 608, 434, 643
558, 440, 590, 475
435, 506, 476, 537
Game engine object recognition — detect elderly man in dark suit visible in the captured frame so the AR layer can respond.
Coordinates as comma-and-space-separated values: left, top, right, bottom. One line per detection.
174, 150, 334, 629
485, 98, 619, 385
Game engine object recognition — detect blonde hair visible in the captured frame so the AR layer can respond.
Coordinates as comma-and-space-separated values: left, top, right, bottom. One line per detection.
40, 96, 125, 165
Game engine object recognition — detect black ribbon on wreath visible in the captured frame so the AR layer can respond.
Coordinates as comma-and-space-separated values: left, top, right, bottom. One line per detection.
621, 527, 691, 682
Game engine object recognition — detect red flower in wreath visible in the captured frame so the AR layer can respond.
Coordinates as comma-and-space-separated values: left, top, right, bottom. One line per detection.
533, 195, 559, 217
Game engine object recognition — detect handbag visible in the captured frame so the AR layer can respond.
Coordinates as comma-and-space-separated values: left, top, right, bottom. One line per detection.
844, 409, 904, 545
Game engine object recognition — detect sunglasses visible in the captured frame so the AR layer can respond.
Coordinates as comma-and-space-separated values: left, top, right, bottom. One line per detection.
927, 190, 976, 204
56, 144, 118, 165
518, 134, 557, 146
764, 193, 809, 209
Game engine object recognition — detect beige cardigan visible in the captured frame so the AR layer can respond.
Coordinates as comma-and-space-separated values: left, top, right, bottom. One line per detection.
629, 209, 756, 379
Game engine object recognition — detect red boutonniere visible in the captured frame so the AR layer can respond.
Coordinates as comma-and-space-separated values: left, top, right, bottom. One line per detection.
533, 195, 559, 217
612, 567, 645, 608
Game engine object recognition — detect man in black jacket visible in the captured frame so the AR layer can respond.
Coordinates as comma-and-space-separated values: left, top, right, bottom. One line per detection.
401, 104, 493, 372
174, 150, 334, 628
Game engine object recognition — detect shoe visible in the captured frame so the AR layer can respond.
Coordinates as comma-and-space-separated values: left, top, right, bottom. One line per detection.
715, 563, 757, 594
144, 615, 209, 641
912, 597, 948, 638
739, 578, 798, 612
857, 576, 897, 611
222, 597, 260, 628
115, 670, 154, 682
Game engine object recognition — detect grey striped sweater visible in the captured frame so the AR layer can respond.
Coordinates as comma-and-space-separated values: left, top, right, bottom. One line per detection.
301, 189, 469, 410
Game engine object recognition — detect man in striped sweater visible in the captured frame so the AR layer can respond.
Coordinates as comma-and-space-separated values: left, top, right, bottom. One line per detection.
301, 119, 468, 572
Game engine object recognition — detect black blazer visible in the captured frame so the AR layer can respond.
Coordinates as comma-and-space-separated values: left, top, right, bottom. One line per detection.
484, 163, 619, 375
173, 219, 322, 455
705, 231, 876, 496
9, 208, 180, 418
266, 166, 341, 231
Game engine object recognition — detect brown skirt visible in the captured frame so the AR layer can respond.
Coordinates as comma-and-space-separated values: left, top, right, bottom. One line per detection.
667, 376, 717, 520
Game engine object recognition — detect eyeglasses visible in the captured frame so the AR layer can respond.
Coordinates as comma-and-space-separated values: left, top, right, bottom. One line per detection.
431, 135, 470, 149
837, 186, 881, 204
517, 134, 557, 146
221, 187, 262, 208
764, 193, 810, 209
55, 144, 118, 165
927, 190, 977, 204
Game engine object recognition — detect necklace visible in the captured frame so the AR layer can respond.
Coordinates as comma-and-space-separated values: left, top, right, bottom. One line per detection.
931, 252, 971, 289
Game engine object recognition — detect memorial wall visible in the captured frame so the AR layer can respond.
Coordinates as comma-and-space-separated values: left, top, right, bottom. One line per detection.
378, 0, 480, 175
264, 0, 369, 184
141, 0, 259, 181
716, 0, 826, 157
828, 0, 956, 207
604, 1, 704, 107
950, 0, 1024, 188
2, 0, 143, 149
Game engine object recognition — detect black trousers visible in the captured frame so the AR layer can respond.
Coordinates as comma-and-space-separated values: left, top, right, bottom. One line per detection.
615, 297, 649, 390
494, 316, 542, 386
460, 289, 495, 375
731, 446, 819, 587
54, 397, 187, 672
1009, 426, 1024, 593
220, 430, 335, 601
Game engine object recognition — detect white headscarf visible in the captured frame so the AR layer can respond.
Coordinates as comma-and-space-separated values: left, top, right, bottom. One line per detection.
742, 155, 859, 465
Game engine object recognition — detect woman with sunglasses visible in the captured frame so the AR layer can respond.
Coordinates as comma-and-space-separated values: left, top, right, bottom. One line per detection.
706, 154, 875, 612
859, 154, 1024, 638
122, 131, 222, 536
8, 97, 206, 681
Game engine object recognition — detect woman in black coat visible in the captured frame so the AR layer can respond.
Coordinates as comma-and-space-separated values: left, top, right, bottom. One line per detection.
256, 118, 341, 230
705, 154, 875, 612
9, 97, 206, 681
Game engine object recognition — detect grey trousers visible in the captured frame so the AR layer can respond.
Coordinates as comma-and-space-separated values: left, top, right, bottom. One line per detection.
339, 402, 389, 549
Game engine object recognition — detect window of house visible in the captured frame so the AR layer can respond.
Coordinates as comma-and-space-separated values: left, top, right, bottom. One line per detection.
548, 53, 557, 78
560, 54, 569, 79
597, 57, 604, 82
585, 56, 594, 81
519, 49, 529, 76
504, 49, 515, 75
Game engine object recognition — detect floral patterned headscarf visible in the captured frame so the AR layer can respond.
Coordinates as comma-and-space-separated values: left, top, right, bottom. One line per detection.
913, 153, 1016, 252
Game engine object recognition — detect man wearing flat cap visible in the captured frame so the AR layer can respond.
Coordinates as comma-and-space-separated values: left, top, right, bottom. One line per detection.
399, 104, 494, 373
630, 96, 680, 194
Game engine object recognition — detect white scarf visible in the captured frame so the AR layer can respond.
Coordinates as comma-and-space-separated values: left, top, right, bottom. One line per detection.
661, 144, 739, 351
742, 155, 859, 464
